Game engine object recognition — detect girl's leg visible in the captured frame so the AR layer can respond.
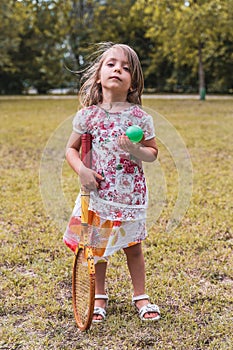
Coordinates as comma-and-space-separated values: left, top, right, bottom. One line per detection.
93, 261, 108, 321
123, 243, 145, 295
123, 243, 159, 319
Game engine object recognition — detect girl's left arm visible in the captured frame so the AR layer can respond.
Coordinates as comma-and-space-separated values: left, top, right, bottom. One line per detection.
118, 136, 158, 162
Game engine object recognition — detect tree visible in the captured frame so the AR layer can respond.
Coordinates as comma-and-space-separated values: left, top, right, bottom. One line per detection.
0, 0, 73, 94
130, 0, 174, 91
17, 0, 73, 93
132, 0, 233, 95
0, 0, 29, 93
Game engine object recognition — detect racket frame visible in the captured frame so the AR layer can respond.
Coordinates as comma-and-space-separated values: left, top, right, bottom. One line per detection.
72, 133, 95, 331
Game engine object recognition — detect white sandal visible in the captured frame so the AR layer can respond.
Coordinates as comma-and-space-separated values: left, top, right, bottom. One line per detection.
132, 294, 160, 321
93, 294, 108, 323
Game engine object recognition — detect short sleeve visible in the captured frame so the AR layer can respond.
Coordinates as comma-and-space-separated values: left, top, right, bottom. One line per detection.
72, 109, 87, 134
141, 113, 155, 140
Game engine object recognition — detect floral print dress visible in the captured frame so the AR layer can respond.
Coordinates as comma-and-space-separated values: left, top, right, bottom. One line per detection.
63, 104, 155, 261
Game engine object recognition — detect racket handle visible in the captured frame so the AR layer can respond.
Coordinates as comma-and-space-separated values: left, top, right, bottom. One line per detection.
81, 133, 92, 168
81, 193, 89, 224
81, 133, 92, 226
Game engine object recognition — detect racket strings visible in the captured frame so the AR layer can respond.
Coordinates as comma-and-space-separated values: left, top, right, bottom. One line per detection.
73, 250, 93, 325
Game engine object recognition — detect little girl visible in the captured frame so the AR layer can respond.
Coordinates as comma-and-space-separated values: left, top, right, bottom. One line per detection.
64, 42, 160, 322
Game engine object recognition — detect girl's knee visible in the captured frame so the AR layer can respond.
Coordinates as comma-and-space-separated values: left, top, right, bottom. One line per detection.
123, 243, 143, 258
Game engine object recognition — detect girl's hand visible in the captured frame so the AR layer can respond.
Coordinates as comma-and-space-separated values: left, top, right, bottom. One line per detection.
118, 135, 158, 162
118, 135, 140, 153
79, 163, 104, 191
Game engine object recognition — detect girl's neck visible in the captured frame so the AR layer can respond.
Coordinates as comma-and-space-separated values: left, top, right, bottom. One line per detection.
102, 90, 129, 103
99, 101, 132, 113
99, 91, 131, 112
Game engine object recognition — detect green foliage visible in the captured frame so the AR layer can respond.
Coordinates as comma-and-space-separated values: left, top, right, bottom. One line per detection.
0, 0, 232, 93
18, 0, 73, 93
0, 1, 30, 92
1, 96, 233, 349
132, 0, 233, 92
0, 0, 73, 93
0, 1, 27, 72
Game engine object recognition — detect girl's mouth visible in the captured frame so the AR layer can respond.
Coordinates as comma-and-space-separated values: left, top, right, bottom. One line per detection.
110, 76, 121, 81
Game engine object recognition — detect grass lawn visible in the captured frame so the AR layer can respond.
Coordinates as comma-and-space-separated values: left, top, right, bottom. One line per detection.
1, 97, 232, 349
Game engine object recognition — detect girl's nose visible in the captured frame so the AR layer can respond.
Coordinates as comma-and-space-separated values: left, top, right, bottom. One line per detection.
114, 66, 121, 73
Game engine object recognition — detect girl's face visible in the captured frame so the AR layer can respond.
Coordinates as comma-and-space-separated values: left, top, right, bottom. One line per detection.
98, 47, 132, 100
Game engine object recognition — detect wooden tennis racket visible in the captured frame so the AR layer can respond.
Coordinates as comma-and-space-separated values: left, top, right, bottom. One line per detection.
72, 133, 95, 331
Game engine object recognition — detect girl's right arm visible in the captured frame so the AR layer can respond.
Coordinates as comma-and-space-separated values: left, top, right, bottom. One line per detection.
65, 131, 103, 190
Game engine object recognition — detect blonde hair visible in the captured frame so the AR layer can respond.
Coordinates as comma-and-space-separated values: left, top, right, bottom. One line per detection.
78, 42, 144, 107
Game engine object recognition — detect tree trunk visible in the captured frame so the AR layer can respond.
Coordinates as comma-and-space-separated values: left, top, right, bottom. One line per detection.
198, 41, 206, 100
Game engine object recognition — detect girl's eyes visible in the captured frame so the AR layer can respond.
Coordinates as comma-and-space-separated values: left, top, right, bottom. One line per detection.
106, 62, 130, 72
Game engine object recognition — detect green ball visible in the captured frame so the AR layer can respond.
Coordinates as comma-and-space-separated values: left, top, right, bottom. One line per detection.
126, 125, 144, 143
